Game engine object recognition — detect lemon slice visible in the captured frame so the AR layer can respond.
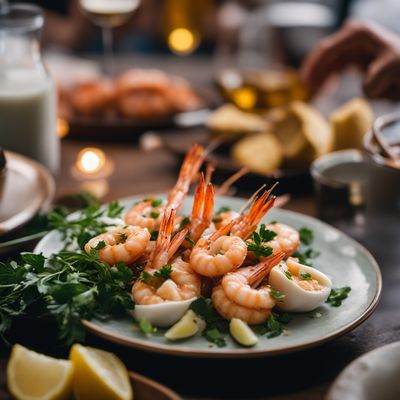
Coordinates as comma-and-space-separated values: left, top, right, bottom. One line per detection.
230, 318, 258, 347
69, 344, 133, 400
7, 344, 73, 400
165, 309, 205, 340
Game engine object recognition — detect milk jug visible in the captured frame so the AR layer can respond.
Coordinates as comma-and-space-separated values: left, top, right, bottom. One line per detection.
0, 3, 59, 174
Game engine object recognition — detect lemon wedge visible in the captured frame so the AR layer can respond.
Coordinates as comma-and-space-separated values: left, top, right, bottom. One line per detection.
69, 344, 133, 400
165, 309, 205, 340
230, 318, 258, 347
7, 344, 73, 400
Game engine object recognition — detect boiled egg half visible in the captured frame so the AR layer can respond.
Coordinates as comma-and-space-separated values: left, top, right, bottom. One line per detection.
133, 297, 197, 327
269, 257, 331, 312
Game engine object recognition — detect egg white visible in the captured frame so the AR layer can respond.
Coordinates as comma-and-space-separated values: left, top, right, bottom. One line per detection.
269, 259, 332, 312
132, 297, 197, 327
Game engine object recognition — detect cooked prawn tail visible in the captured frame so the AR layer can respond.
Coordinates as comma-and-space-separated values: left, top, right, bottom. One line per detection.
238, 184, 266, 214
168, 227, 188, 260
209, 220, 235, 241
216, 167, 249, 196
167, 144, 205, 210
244, 250, 285, 286
191, 173, 206, 222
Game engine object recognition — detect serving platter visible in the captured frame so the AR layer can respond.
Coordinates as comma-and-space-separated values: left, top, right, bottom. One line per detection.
35, 195, 381, 358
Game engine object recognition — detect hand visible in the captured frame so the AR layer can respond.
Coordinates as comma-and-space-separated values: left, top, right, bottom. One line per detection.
301, 20, 400, 100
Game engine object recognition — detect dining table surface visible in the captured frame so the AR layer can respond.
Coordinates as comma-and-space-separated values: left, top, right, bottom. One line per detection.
1, 54, 400, 400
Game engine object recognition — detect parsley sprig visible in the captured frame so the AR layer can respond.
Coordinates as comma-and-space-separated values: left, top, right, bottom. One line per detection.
293, 226, 320, 266
326, 287, 351, 307
190, 297, 229, 347
139, 265, 173, 288
252, 312, 292, 338
246, 224, 276, 259
0, 251, 134, 345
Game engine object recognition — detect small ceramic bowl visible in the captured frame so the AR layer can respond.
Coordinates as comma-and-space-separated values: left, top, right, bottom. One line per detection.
327, 341, 400, 400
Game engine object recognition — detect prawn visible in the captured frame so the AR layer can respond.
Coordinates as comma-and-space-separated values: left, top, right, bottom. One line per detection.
132, 208, 201, 304
211, 251, 285, 324
84, 225, 150, 266
190, 221, 247, 277
264, 223, 300, 257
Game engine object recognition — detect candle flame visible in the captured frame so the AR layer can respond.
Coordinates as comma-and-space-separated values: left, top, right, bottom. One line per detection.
76, 148, 106, 174
167, 27, 198, 55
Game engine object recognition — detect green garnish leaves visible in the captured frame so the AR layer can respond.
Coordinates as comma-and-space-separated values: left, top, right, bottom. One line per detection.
326, 287, 351, 307
216, 206, 231, 214
93, 240, 106, 250
299, 270, 312, 280
150, 211, 159, 219
139, 318, 157, 334
107, 201, 124, 218
190, 297, 228, 347
154, 265, 172, 280
0, 251, 134, 345
150, 230, 159, 241
185, 235, 196, 246
252, 312, 291, 338
269, 288, 285, 302
140, 265, 172, 288
284, 270, 293, 280
299, 227, 313, 245
247, 224, 276, 259
151, 199, 163, 208
179, 217, 190, 229
118, 232, 128, 243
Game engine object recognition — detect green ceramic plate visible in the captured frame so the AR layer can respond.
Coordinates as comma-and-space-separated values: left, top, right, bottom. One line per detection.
35, 195, 381, 358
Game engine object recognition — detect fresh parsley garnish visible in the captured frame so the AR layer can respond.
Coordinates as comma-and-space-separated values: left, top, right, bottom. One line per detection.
299, 227, 313, 245
252, 312, 291, 338
293, 248, 320, 266
299, 270, 312, 280
284, 270, 293, 280
150, 230, 159, 241
216, 206, 231, 214
185, 235, 196, 246
151, 199, 163, 207
190, 297, 228, 347
269, 288, 285, 302
107, 201, 124, 218
118, 232, 128, 243
246, 224, 276, 259
93, 240, 106, 250
179, 217, 190, 229
139, 265, 172, 288
150, 211, 159, 219
139, 318, 157, 334
0, 251, 134, 345
326, 287, 351, 307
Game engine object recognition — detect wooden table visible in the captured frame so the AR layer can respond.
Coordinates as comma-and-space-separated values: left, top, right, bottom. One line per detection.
1, 56, 399, 399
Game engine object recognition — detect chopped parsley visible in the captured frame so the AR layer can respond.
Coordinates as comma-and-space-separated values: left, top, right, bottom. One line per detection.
93, 240, 106, 250
284, 270, 293, 280
150, 211, 159, 219
269, 288, 285, 302
150, 230, 159, 241
190, 297, 228, 347
246, 224, 276, 259
139, 318, 157, 334
216, 206, 231, 214
179, 217, 191, 229
299, 270, 312, 280
118, 232, 128, 243
151, 199, 163, 208
185, 235, 196, 246
107, 201, 124, 218
140, 265, 172, 287
326, 287, 351, 307
299, 227, 313, 246
252, 312, 291, 338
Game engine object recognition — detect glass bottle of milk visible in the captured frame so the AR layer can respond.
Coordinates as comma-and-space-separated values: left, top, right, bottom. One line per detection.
0, 3, 59, 174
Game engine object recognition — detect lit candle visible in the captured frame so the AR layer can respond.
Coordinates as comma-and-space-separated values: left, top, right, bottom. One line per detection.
76, 147, 106, 175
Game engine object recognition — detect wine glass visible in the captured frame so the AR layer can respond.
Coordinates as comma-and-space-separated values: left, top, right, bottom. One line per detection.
79, 0, 140, 76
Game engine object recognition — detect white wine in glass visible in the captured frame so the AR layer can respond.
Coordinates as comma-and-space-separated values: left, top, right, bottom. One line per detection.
80, 0, 140, 75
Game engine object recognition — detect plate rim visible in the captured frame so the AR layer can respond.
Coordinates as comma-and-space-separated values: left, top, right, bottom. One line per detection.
0, 150, 55, 234
326, 341, 400, 400
75, 196, 382, 359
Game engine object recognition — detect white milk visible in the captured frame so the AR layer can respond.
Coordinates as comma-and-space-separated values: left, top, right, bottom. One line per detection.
0, 68, 59, 174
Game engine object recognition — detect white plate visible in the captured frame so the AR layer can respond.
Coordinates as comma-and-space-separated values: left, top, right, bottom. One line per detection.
327, 341, 400, 400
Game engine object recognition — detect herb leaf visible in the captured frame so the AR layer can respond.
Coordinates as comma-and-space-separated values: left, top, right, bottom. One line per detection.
326, 287, 351, 307
299, 227, 313, 245
216, 206, 231, 214
299, 270, 312, 280
139, 318, 157, 334
269, 288, 285, 302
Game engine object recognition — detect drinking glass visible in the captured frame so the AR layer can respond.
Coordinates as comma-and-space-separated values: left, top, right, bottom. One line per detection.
79, 0, 140, 75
